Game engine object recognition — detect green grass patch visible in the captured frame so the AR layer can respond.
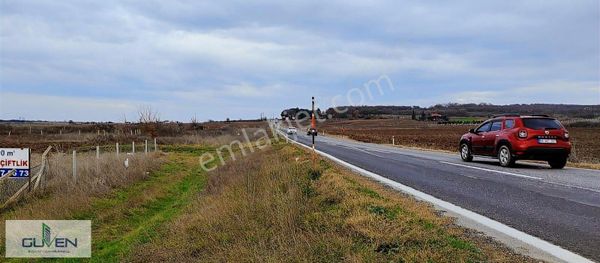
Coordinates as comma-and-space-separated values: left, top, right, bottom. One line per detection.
160, 144, 215, 155
367, 205, 401, 220
90, 166, 207, 262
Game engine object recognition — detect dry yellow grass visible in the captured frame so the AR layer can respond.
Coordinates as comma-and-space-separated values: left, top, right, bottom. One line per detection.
130, 142, 535, 262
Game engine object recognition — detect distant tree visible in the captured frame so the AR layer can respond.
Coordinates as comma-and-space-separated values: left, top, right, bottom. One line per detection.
411, 109, 416, 120
137, 105, 161, 137
138, 105, 160, 123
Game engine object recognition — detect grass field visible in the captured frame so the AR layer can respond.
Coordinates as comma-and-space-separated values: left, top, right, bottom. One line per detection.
320, 118, 600, 164
129, 142, 534, 262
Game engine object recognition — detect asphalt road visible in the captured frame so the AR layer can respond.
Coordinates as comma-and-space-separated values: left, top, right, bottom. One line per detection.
288, 132, 600, 261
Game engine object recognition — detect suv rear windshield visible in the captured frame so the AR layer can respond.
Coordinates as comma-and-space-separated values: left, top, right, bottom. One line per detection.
522, 118, 562, 130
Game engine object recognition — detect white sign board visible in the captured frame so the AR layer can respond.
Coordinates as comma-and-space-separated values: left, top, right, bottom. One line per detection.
0, 148, 30, 178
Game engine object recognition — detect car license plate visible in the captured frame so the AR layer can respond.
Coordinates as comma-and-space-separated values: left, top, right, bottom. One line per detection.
538, 138, 557, 144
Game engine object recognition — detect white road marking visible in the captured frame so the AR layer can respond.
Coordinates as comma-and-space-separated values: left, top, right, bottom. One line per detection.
542, 181, 600, 194
309, 131, 600, 193
278, 130, 593, 263
439, 161, 543, 180
349, 146, 386, 158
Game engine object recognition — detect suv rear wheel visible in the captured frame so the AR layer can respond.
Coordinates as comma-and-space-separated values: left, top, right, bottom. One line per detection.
460, 143, 473, 162
498, 145, 515, 167
548, 157, 567, 169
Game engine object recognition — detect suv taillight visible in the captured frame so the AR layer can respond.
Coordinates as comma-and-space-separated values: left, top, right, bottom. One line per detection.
518, 130, 528, 138
564, 131, 569, 140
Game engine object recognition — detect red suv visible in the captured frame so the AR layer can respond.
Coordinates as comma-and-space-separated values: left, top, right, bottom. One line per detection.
459, 115, 571, 169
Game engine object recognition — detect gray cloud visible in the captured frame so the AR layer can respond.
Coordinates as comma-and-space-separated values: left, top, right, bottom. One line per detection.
1, 0, 598, 121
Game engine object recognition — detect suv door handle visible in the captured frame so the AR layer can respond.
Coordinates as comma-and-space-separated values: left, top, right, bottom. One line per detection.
496, 135, 499, 137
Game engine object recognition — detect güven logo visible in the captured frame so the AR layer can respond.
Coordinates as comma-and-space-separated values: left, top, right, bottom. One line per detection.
21, 223, 78, 248
5, 220, 91, 258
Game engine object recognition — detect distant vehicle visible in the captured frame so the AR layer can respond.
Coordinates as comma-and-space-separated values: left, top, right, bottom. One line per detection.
286, 127, 297, 134
459, 115, 571, 169
307, 127, 318, 136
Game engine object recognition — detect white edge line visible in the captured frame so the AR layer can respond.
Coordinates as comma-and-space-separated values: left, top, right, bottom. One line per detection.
439, 161, 600, 194
278, 131, 594, 263
439, 161, 543, 180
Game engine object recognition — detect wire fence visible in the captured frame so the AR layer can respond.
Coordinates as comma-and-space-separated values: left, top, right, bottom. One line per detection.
0, 139, 160, 209
0, 147, 51, 208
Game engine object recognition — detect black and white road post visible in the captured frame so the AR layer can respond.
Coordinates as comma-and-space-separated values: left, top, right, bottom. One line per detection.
311, 96, 316, 151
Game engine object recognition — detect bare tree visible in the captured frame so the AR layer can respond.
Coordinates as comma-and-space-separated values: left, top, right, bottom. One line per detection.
138, 105, 160, 123
191, 114, 198, 125
137, 105, 161, 137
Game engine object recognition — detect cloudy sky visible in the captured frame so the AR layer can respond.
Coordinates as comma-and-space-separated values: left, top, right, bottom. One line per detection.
1, 0, 599, 121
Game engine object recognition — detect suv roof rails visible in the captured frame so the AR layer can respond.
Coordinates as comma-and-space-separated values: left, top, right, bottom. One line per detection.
491, 114, 552, 118
492, 113, 520, 118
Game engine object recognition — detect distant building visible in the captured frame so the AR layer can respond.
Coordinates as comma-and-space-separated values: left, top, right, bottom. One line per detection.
419, 112, 448, 121
428, 113, 448, 121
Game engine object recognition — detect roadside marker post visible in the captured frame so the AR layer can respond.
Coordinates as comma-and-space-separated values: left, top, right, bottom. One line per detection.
116, 143, 120, 157
145, 140, 148, 155
96, 146, 100, 159
154, 138, 157, 152
132, 141, 135, 154
311, 96, 317, 168
392, 136, 395, 145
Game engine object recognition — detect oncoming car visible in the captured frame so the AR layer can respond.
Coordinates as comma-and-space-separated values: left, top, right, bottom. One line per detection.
459, 115, 571, 169
286, 127, 297, 134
